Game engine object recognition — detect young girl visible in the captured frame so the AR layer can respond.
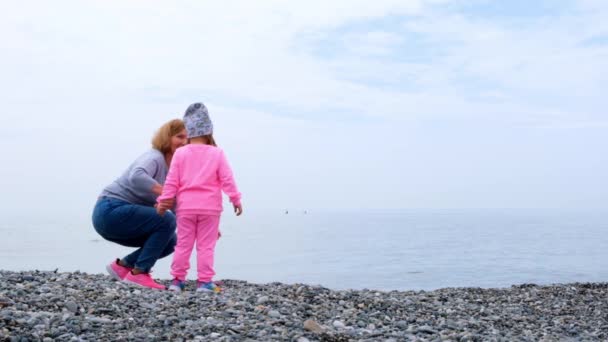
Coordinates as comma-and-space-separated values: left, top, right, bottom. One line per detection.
157, 102, 242, 292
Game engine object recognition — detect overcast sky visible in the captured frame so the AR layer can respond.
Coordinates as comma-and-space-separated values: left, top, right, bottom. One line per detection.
1, 0, 607, 216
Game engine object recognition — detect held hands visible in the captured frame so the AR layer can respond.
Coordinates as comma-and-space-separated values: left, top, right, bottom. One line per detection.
155, 198, 175, 217
153, 183, 167, 216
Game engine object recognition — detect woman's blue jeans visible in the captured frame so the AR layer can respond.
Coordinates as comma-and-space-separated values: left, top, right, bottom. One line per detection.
92, 197, 177, 273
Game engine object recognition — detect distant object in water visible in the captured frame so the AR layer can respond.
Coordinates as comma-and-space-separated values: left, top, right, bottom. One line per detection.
285, 210, 289, 214
304, 210, 307, 215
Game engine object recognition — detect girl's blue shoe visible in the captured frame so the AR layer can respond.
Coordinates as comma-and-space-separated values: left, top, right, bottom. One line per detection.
197, 281, 221, 293
168, 278, 186, 292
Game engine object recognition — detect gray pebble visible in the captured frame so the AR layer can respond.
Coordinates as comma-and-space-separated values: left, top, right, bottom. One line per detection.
256, 296, 269, 304
64, 301, 78, 313
332, 320, 346, 329
86, 316, 112, 324
417, 325, 438, 334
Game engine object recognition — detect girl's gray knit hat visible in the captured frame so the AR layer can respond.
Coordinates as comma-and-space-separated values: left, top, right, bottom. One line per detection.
183, 102, 213, 138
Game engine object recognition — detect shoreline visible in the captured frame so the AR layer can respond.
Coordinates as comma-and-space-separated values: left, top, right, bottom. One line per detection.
1, 271, 606, 341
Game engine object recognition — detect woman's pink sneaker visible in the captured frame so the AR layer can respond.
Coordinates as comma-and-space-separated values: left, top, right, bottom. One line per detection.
106, 259, 132, 281
124, 272, 167, 290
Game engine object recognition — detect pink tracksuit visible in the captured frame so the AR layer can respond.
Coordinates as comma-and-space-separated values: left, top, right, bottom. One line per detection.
157, 144, 241, 282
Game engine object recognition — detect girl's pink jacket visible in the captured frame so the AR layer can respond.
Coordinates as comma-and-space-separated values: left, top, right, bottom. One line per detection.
157, 144, 241, 215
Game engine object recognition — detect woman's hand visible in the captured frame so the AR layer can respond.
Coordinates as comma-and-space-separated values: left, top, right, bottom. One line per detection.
233, 204, 243, 216
152, 184, 163, 196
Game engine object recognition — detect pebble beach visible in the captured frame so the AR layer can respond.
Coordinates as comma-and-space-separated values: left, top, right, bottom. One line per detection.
1, 270, 606, 341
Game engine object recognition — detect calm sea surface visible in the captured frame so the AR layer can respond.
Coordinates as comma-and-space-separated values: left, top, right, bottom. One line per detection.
1, 209, 607, 291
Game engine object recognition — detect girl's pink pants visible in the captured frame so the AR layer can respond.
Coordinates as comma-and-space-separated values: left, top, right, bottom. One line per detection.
170, 214, 220, 282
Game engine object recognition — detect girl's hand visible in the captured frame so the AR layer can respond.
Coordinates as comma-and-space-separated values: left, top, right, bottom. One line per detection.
233, 204, 243, 216
157, 198, 175, 211
156, 206, 166, 216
